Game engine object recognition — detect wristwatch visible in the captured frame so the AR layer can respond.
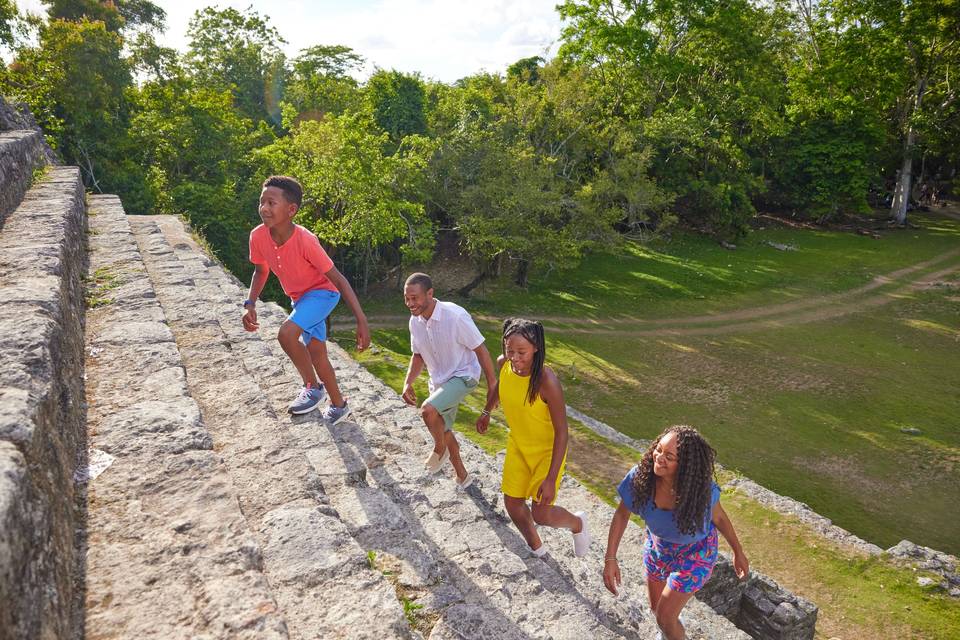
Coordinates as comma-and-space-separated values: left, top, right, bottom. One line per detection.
243, 299, 255, 308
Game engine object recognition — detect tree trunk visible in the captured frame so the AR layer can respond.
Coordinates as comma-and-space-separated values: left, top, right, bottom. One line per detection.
361, 242, 372, 296
891, 78, 927, 225
458, 271, 487, 297
514, 259, 530, 288
890, 149, 912, 225
458, 256, 498, 297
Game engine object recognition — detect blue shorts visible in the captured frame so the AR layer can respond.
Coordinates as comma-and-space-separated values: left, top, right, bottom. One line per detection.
289, 289, 340, 345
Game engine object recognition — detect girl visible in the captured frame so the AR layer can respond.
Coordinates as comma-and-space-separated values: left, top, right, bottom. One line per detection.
476, 318, 590, 557
603, 426, 748, 640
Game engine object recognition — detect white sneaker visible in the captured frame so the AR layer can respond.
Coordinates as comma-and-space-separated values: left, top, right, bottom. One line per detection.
529, 542, 549, 558
572, 511, 591, 557
455, 472, 474, 490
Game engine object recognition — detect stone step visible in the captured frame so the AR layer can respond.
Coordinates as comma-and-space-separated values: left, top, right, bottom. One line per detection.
0, 166, 86, 639
137, 215, 748, 640
127, 216, 413, 640
0, 129, 47, 226
83, 197, 289, 639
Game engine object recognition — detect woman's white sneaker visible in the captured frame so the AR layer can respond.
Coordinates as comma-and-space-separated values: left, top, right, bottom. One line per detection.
572, 511, 591, 557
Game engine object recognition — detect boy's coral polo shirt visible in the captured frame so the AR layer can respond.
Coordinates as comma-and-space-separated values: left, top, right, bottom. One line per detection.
249, 224, 337, 300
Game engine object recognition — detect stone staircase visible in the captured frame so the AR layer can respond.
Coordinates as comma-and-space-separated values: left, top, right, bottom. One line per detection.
79, 201, 750, 638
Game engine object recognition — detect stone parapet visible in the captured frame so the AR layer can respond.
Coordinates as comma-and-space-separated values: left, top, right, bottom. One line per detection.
0, 96, 58, 164
699, 564, 818, 639
0, 130, 47, 225
0, 166, 86, 640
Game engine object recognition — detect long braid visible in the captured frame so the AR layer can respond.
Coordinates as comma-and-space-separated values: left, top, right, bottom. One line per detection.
631, 425, 717, 536
502, 317, 546, 405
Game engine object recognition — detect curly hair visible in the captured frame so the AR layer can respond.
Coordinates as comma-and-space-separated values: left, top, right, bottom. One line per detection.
631, 425, 717, 536
502, 317, 545, 405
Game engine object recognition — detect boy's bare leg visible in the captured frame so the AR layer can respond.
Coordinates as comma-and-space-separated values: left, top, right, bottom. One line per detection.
444, 430, 468, 481
504, 495, 542, 550
306, 338, 345, 406
278, 321, 319, 387
420, 404, 448, 456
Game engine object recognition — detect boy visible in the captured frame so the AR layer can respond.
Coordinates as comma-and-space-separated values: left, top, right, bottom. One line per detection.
242, 175, 370, 422
402, 272, 496, 488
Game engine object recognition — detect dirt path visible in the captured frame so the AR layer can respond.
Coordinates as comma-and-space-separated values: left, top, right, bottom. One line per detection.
342, 247, 960, 337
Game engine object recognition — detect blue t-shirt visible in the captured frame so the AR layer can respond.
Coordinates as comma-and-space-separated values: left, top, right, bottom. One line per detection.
617, 465, 721, 544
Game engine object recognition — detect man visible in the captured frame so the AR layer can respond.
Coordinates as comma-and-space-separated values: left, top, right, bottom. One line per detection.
402, 273, 496, 489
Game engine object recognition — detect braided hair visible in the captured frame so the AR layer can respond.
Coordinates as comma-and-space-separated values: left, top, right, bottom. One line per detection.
631, 425, 717, 536
502, 317, 546, 405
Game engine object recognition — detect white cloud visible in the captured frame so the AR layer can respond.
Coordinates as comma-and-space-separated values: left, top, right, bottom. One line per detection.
13, 0, 563, 83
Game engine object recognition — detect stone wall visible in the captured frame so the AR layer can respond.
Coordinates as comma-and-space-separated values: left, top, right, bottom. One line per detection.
0, 130, 47, 225
887, 540, 960, 597
699, 564, 818, 640
0, 95, 58, 163
0, 166, 87, 640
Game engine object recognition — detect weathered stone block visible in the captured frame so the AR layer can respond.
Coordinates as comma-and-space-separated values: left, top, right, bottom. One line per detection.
734, 574, 818, 640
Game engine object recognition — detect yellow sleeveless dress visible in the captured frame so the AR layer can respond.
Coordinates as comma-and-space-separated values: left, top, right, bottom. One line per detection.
499, 363, 566, 503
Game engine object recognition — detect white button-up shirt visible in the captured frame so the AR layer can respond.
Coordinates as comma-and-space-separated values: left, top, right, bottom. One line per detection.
409, 300, 485, 391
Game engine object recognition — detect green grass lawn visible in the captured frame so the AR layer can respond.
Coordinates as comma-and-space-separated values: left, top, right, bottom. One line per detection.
335, 212, 960, 556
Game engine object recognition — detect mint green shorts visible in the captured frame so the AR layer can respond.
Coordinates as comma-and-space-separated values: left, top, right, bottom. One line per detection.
423, 376, 478, 431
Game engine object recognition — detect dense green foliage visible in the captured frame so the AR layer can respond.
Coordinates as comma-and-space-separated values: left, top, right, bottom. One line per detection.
0, 0, 17, 46
1, 0, 957, 292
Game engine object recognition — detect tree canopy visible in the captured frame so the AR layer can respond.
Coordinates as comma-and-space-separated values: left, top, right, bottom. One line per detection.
2, 0, 957, 296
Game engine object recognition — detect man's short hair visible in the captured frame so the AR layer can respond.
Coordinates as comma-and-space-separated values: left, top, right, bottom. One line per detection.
263, 175, 303, 208
405, 272, 433, 291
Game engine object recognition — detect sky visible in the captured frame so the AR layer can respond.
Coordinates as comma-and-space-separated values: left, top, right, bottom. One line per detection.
12, 0, 567, 83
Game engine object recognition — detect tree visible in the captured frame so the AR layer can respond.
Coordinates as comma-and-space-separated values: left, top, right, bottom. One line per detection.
780, 0, 959, 224
506, 55, 544, 84
127, 30, 180, 82
0, 0, 17, 46
42, 0, 165, 33
285, 45, 363, 120
365, 69, 427, 145
839, 0, 960, 224
426, 116, 617, 289
185, 6, 287, 124
123, 65, 275, 267
255, 112, 434, 292
577, 131, 674, 238
558, 0, 789, 238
